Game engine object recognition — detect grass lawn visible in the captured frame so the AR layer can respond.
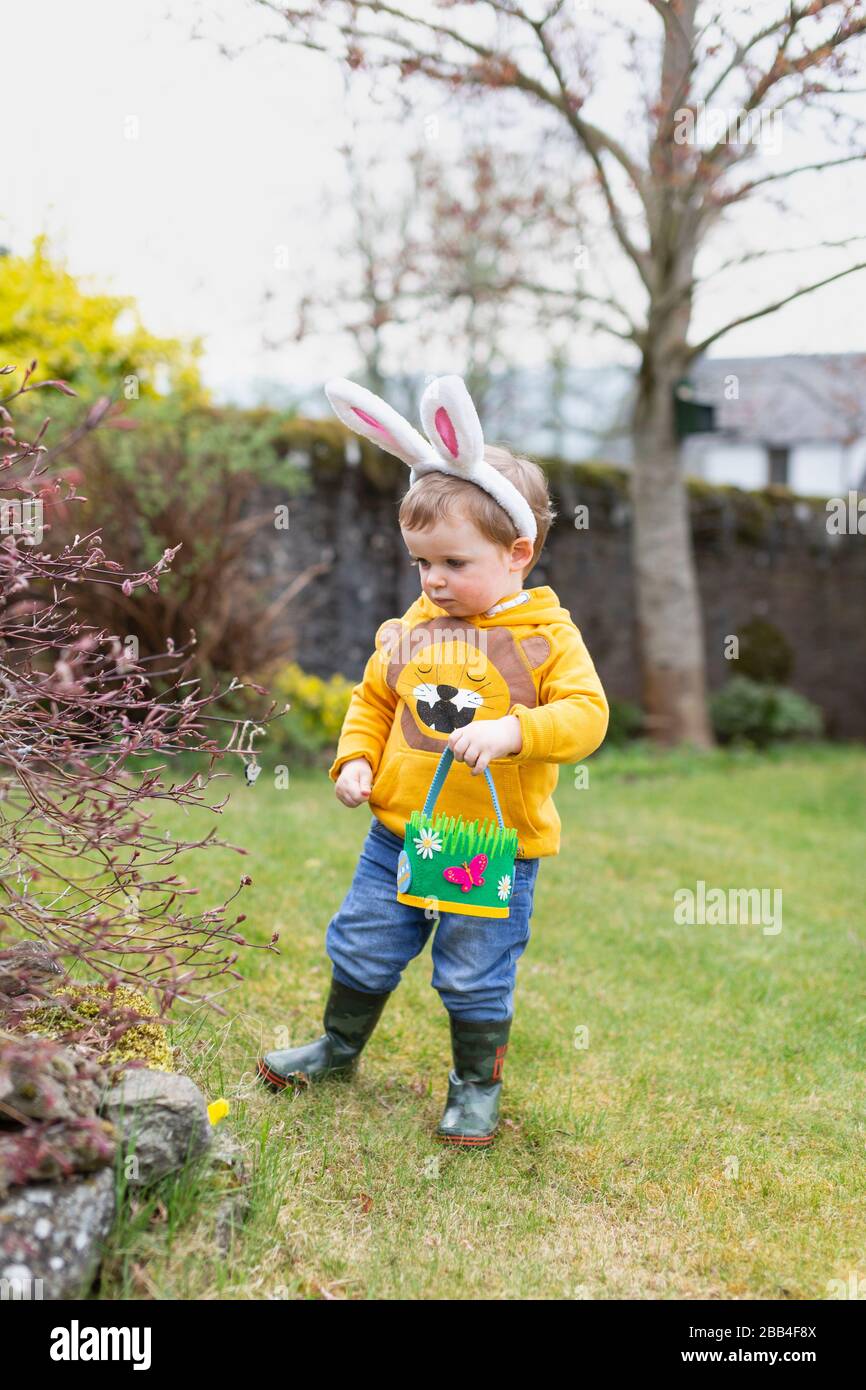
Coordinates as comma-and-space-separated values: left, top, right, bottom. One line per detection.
92, 741, 866, 1300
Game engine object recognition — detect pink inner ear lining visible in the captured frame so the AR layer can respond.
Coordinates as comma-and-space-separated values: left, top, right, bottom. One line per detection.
434, 407, 459, 459
352, 405, 396, 446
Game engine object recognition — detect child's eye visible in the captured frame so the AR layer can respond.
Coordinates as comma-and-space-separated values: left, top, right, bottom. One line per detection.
409, 558, 464, 568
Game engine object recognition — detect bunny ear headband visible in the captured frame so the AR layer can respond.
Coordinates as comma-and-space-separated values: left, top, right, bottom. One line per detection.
323, 374, 538, 543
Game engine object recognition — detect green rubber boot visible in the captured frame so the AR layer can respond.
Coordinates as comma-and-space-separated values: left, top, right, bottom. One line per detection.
435, 1015, 513, 1147
257, 975, 392, 1091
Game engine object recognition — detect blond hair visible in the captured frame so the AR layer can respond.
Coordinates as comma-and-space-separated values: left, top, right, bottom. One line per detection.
398, 444, 556, 578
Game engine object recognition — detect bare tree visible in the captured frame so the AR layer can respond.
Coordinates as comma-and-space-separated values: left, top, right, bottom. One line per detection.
253, 0, 866, 744
263, 123, 596, 420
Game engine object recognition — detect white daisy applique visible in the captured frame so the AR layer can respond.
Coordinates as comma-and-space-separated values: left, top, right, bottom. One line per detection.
414, 828, 443, 860
497, 874, 512, 901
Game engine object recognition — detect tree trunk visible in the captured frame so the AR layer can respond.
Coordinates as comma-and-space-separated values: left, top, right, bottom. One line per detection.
630, 350, 714, 747
632, 0, 713, 747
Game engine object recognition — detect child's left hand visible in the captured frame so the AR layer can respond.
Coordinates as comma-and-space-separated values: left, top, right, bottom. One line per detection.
447, 716, 522, 775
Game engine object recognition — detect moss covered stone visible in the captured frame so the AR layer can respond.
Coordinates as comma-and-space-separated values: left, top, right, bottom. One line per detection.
20, 983, 174, 1074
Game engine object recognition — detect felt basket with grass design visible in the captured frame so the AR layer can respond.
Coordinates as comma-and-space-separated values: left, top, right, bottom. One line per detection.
395, 746, 518, 919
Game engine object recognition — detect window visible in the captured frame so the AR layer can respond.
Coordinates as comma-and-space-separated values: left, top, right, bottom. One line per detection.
768, 446, 789, 486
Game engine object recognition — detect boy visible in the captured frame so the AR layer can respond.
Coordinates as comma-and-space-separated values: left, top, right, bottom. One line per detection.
257, 376, 608, 1146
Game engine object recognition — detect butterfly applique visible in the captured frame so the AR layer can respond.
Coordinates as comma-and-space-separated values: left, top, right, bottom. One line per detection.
443, 853, 488, 894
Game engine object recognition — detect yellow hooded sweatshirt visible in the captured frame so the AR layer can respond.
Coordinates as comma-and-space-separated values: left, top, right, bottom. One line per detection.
328, 586, 609, 859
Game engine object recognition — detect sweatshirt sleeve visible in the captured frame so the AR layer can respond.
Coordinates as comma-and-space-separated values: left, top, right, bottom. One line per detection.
327, 622, 400, 783
507, 623, 609, 764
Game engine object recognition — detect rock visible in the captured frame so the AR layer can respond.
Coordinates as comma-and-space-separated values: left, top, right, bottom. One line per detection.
208, 1125, 246, 1176
206, 1128, 250, 1255
0, 1117, 116, 1197
0, 1168, 116, 1300
15, 983, 175, 1073
0, 1065, 219, 1300
0, 941, 65, 998
0, 1036, 116, 1198
0, 1035, 110, 1125
101, 1069, 212, 1186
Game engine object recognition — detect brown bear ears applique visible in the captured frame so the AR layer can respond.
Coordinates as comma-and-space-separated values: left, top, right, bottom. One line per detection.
519, 635, 552, 671
376, 619, 405, 656
375, 619, 551, 678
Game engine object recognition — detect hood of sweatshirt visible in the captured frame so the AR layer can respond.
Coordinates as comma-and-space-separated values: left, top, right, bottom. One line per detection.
405, 585, 575, 631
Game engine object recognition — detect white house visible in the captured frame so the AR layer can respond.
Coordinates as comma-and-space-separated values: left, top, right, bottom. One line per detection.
678, 354, 866, 496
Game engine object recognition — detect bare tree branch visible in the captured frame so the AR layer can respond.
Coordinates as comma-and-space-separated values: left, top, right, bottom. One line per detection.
716, 150, 866, 206
686, 259, 866, 360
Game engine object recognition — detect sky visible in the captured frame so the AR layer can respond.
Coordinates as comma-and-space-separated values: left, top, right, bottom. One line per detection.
5, 0, 866, 406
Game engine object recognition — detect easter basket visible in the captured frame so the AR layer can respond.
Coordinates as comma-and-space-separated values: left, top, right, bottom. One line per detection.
395, 746, 519, 919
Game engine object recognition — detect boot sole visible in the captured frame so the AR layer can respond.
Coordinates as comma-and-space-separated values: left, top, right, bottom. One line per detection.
256, 1058, 303, 1090
435, 1130, 496, 1146
256, 1057, 356, 1090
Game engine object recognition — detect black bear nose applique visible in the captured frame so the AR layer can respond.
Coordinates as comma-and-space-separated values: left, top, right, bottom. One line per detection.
416, 683, 477, 733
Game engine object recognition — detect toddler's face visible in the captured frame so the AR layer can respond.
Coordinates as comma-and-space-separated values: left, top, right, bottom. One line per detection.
401, 514, 533, 619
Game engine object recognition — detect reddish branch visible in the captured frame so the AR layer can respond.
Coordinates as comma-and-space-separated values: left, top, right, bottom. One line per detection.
0, 363, 284, 1026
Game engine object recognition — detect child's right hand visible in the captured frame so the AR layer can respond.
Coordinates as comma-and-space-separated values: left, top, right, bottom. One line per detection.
335, 757, 373, 808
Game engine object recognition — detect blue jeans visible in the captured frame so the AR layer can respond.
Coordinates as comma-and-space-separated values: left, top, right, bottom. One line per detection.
325, 817, 540, 1021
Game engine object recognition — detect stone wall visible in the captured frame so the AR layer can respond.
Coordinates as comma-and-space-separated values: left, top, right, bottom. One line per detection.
251, 423, 866, 737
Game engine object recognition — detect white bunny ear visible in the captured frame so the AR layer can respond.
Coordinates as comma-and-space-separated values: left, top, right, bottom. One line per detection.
325, 378, 437, 470
419, 375, 485, 472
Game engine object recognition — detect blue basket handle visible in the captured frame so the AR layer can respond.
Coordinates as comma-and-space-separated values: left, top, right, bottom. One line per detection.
421, 746, 505, 831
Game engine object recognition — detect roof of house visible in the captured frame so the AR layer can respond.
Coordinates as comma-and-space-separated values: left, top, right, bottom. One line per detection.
685, 353, 866, 447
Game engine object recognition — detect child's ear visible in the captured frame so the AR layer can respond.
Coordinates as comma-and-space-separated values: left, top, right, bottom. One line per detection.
419, 376, 484, 472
